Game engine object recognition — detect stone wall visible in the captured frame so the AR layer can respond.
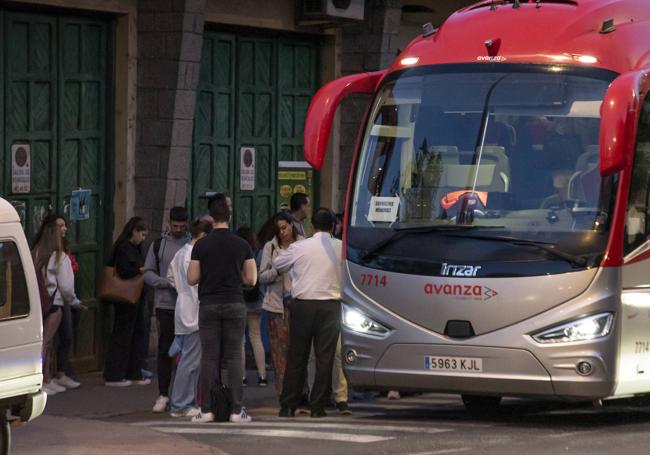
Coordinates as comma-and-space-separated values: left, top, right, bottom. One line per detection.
134, 0, 207, 236
338, 0, 402, 208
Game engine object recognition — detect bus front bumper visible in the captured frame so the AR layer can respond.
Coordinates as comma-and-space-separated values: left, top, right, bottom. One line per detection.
343, 342, 615, 400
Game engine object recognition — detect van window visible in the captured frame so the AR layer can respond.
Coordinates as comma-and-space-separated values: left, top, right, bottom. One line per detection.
0, 241, 30, 320
625, 94, 650, 255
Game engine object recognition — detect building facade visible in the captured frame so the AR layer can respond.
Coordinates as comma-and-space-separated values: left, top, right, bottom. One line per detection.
0, 0, 473, 370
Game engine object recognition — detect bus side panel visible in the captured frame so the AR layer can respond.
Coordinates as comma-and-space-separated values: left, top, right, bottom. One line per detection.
615, 259, 650, 395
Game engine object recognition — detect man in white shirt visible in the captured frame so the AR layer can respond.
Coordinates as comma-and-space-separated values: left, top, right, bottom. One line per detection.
274, 208, 342, 418
165, 219, 213, 417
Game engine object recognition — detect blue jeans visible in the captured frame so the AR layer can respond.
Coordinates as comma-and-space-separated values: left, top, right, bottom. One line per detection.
170, 332, 202, 412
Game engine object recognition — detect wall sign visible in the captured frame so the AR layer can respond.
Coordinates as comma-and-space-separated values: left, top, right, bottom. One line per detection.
277, 161, 314, 236
11, 144, 31, 194
70, 189, 91, 221
240, 146, 256, 191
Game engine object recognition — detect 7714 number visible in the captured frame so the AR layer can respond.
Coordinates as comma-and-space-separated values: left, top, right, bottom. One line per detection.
359, 273, 387, 287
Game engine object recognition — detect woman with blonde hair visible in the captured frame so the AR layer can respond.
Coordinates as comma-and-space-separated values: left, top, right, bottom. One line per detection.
32, 221, 81, 396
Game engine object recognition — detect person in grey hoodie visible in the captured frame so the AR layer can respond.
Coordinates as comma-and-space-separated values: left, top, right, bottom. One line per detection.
144, 206, 191, 413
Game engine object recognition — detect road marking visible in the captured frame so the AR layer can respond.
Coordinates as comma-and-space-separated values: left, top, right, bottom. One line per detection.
546, 431, 589, 438
406, 449, 471, 455
135, 419, 453, 434
150, 426, 395, 443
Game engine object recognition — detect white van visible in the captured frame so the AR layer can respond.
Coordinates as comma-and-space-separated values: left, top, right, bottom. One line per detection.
0, 197, 46, 454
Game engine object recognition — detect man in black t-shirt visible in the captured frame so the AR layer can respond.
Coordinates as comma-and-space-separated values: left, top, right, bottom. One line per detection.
187, 198, 257, 423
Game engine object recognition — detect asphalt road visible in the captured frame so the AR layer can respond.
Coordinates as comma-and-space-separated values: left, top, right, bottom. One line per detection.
108, 393, 650, 455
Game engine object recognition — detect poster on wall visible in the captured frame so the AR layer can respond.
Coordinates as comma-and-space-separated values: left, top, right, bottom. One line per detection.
70, 189, 92, 221
277, 161, 314, 237
240, 146, 256, 191
11, 143, 31, 194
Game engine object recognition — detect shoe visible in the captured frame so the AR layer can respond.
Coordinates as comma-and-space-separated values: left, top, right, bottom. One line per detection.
230, 407, 252, 423
242, 377, 247, 386
387, 390, 401, 400
258, 376, 268, 387
310, 408, 327, 418
42, 383, 58, 396
278, 407, 295, 418
152, 395, 169, 413
335, 401, 352, 415
141, 368, 153, 379
47, 381, 67, 393
105, 379, 133, 387
296, 395, 310, 415
134, 378, 152, 386
191, 411, 215, 423
170, 406, 200, 418
54, 375, 80, 389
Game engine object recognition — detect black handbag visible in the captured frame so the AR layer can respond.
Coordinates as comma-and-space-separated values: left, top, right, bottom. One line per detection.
210, 382, 233, 422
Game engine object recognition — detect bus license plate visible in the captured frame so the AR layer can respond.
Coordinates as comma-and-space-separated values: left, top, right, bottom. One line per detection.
424, 356, 483, 373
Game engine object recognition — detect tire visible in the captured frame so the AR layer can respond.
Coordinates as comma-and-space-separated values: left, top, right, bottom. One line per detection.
0, 412, 10, 455
461, 394, 502, 414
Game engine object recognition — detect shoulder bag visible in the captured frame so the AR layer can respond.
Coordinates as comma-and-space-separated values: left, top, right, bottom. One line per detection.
97, 249, 144, 304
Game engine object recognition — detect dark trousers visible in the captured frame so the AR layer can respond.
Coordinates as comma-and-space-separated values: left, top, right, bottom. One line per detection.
104, 300, 147, 381
56, 304, 74, 376
156, 308, 176, 396
280, 300, 341, 411
198, 303, 246, 414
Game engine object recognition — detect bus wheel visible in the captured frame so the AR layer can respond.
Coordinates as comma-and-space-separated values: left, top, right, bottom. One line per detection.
461, 395, 502, 414
0, 411, 10, 455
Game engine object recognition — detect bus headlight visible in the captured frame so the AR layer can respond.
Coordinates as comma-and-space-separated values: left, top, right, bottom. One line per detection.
342, 304, 390, 337
532, 312, 614, 344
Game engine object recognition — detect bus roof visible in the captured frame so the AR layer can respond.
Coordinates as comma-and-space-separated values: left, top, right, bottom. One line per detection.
391, 0, 650, 75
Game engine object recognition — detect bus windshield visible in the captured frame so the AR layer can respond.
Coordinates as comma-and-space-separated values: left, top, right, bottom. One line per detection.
349, 64, 618, 272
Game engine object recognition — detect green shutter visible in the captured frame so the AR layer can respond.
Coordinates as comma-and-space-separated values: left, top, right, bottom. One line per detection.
1, 11, 110, 372
191, 29, 319, 231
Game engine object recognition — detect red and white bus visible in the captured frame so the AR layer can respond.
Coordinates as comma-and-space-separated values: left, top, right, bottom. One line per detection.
303, 0, 650, 409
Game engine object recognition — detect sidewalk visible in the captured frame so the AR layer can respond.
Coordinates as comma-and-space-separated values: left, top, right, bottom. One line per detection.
12, 370, 278, 454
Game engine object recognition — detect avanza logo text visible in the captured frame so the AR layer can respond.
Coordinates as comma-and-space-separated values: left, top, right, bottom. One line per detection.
424, 283, 498, 301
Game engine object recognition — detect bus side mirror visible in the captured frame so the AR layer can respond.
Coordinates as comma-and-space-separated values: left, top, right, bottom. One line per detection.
303, 71, 385, 170
600, 71, 647, 175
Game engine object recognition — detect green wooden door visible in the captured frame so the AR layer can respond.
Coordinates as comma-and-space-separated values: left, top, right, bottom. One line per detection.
191, 29, 319, 231
1, 11, 110, 372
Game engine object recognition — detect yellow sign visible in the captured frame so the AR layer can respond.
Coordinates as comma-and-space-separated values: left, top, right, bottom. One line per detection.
279, 171, 306, 180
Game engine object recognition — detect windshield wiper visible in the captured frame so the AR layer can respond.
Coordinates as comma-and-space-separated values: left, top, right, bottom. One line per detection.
360, 225, 504, 261
442, 233, 590, 268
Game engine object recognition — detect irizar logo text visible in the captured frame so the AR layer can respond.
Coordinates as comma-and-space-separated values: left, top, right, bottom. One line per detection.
441, 263, 482, 277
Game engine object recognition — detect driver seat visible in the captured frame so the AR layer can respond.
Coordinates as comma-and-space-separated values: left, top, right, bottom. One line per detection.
568, 166, 600, 206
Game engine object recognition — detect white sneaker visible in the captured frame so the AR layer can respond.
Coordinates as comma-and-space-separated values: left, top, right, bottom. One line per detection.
48, 381, 67, 393
105, 379, 133, 387
387, 390, 401, 400
229, 407, 252, 423
170, 406, 200, 418
191, 411, 215, 423
42, 383, 58, 396
54, 375, 80, 389
134, 378, 152, 386
152, 395, 169, 413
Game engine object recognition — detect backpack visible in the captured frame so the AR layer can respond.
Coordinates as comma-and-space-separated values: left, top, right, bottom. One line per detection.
35, 266, 57, 319
210, 382, 233, 422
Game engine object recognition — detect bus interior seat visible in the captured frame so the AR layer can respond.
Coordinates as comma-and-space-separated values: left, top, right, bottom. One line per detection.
428, 145, 459, 163
568, 165, 600, 205
485, 120, 517, 149
420, 146, 459, 188
575, 145, 599, 172
459, 146, 511, 192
